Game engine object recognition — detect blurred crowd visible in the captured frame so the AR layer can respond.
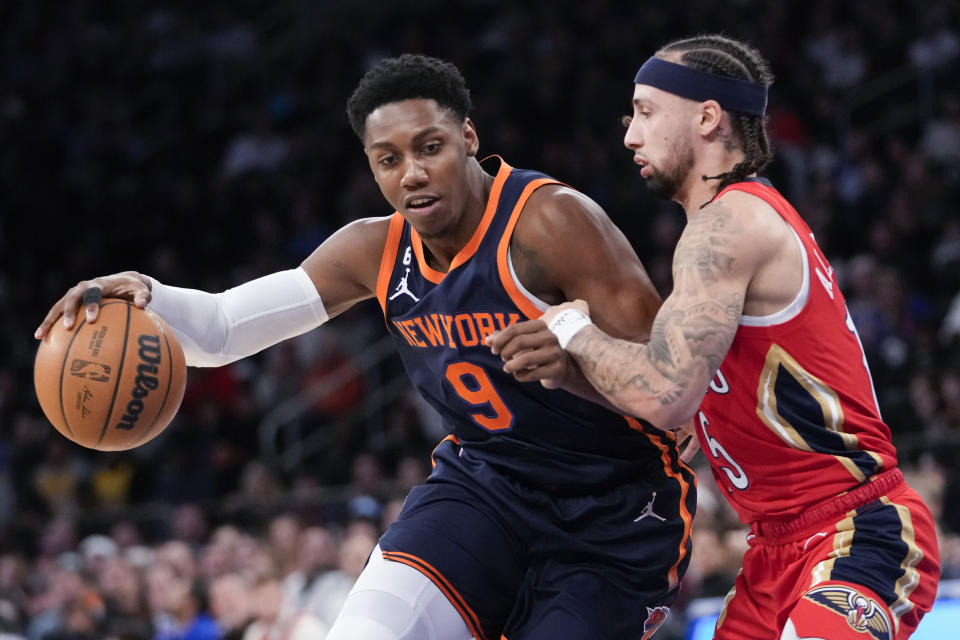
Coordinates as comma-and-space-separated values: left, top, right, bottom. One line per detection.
1, 0, 959, 638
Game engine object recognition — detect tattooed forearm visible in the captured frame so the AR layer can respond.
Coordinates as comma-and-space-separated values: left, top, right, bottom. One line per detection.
568, 297, 738, 407
563, 201, 747, 422
567, 326, 685, 402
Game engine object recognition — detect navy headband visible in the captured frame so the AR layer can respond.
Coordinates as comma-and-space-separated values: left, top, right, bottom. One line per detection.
634, 56, 768, 117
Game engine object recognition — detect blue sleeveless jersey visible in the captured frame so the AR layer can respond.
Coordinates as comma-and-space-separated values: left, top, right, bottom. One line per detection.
375, 158, 676, 488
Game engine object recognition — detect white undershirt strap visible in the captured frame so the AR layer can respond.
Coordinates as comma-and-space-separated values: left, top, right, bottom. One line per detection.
740, 225, 809, 327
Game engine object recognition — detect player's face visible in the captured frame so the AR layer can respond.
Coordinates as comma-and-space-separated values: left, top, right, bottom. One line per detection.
623, 85, 696, 201
363, 99, 479, 239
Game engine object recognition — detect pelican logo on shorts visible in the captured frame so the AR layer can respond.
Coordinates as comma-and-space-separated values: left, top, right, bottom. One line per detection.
642, 605, 669, 639
69, 359, 112, 383
804, 585, 892, 640
115, 334, 162, 431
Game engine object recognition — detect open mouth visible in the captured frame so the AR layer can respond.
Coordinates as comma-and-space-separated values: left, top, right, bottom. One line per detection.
635, 158, 652, 178
406, 196, 439, 211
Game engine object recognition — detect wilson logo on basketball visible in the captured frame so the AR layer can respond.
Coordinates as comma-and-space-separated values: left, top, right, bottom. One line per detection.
116, 334, 162, 431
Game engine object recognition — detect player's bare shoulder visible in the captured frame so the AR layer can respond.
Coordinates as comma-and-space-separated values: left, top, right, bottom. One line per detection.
511, 183, 660, 339
719, 186, 804, 316
520, 183, 611, 233
300, 215, 394, 316
510, 184, 628, 298
681, 190, 786, 281
700, 188, 802, 313
346, 215, 396, 258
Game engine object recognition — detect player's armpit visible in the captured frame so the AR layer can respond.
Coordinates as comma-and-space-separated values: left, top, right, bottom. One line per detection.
300, 216, 391, 319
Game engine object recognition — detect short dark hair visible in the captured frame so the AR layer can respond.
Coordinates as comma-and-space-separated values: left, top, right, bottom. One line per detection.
346, 54, 472, 139
658, 34, 775, 193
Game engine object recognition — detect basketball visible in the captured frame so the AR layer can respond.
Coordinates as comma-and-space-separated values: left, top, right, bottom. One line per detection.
34, 298, 187, 451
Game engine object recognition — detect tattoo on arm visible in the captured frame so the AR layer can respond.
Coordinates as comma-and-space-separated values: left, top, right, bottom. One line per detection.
567, 203, 745, 412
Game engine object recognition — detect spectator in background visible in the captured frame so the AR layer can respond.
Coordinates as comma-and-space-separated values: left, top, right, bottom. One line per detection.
242, 573, 327, 640
146, 563, 218, 640
282, 527, 340, 628
27, 567, 103, 640
153, 543, 197, 589
265, 514, 301, 579
97, 556, 152, 640
51, 596, 102, 640
170, 505, 210, 554
208, 573, 252, 640
310, 528, 377, 631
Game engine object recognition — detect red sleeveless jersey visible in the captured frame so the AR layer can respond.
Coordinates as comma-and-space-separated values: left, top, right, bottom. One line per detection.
696, 179, 898, 524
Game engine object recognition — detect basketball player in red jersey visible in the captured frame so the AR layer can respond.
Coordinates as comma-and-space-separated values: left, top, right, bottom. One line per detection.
36, 55, 695, 639
490, 35, 941, 640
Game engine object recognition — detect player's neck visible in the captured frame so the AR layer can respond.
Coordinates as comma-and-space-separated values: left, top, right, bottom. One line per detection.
420, 159, 493, 272
677, 146, 746, 215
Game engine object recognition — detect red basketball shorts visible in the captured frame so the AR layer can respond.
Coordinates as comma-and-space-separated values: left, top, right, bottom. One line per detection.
713, 469, 940, 640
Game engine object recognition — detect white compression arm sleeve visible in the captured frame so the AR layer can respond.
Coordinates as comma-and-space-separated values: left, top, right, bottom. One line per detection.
145, 267, 328, 367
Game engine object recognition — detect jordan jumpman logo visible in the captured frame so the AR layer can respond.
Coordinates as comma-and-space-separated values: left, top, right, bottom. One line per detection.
634, 492, 666, 522
389, 268, 419, 302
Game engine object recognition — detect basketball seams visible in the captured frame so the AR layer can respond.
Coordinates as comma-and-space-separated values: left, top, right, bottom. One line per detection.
56, 317, 88, 439
94, 301, 130, 449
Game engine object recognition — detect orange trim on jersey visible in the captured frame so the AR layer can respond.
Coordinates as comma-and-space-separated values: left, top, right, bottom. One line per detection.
410, 159, 513, 284
381, 550, 488, 640
626, 417, 695, 591
495, 178, 561, 320
376, 213, 407, 313
430, 434, 460, 469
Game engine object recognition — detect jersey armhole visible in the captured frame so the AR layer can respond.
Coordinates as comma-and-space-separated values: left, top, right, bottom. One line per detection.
495, 179, 563, 320
740, 221, 809, 327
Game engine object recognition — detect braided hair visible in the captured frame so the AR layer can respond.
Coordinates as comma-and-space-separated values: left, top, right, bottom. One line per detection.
658, 35, 774, 194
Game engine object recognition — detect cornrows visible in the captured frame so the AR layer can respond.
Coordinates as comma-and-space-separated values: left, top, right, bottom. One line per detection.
659, 35, 775, 195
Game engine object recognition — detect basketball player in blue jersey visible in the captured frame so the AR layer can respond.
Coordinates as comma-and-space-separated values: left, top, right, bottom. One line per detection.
36, 54, 695, 640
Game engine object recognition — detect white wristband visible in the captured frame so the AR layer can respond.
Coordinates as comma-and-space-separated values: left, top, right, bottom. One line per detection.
546, 308, 593, 349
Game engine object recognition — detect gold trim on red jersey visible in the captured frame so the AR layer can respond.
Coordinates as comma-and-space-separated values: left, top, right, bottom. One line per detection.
755, 343, 885, 483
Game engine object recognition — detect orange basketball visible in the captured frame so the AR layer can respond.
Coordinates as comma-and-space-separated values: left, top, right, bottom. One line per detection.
34, 298, 187, 451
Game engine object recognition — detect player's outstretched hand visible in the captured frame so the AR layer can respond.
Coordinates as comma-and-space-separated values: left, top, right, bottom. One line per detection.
486, 312, 578, 389
34, 271, 152, 339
